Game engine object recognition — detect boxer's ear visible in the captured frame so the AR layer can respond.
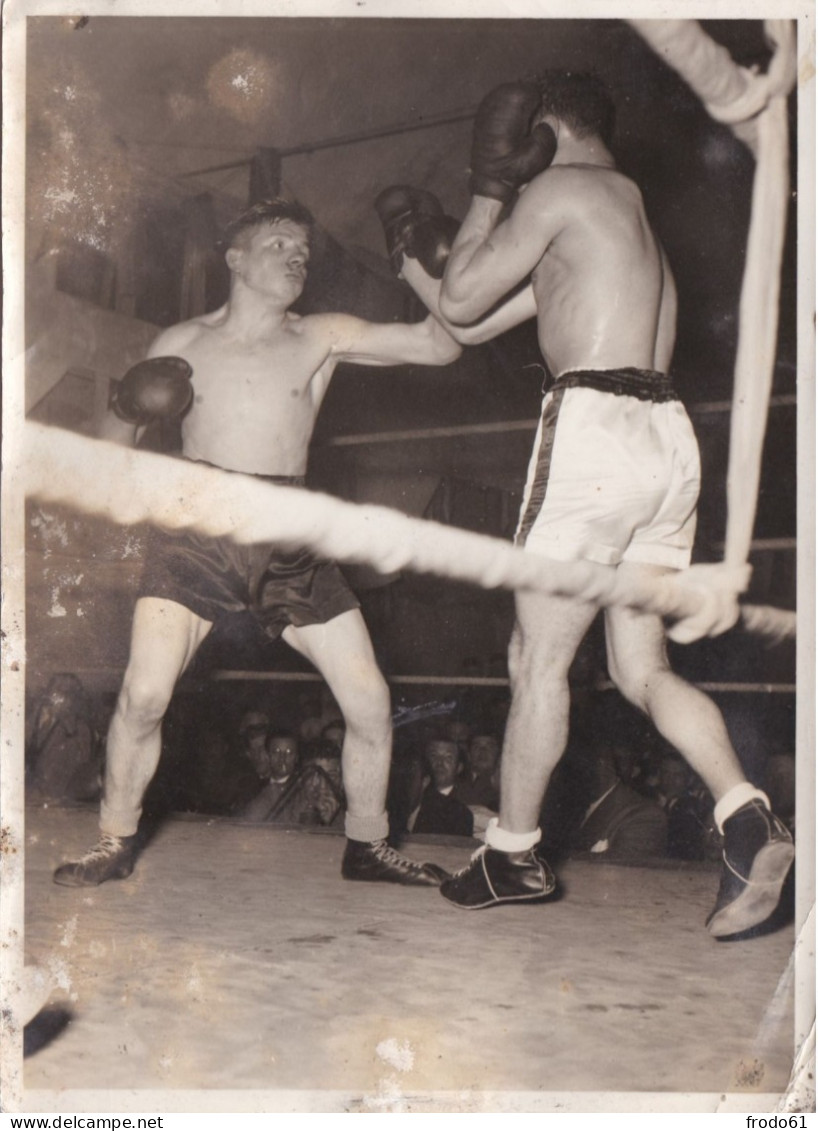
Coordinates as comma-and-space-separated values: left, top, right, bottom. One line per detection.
225, 246, 242, 273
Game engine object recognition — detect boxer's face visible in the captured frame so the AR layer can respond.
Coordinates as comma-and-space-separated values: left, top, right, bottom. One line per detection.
229, 220, 310, 302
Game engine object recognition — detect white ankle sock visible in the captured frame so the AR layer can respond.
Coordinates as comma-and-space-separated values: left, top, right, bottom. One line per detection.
713, 783, 771, 834
485, 818, 541, 853
345, 811, 389, 843
100, 803, 140, 838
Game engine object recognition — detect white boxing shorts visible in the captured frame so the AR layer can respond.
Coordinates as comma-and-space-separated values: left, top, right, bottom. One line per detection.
516, 368, 701, 570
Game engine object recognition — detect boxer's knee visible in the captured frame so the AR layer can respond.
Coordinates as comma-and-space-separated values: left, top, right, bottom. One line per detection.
115, 671, 173, 734
336, 665, 391, 742
608, 652, 669, 713
513, 625, 574, 688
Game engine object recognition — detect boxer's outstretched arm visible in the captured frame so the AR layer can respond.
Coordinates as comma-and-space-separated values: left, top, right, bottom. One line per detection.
318, 312, 462, 368
401, 257, 537, 345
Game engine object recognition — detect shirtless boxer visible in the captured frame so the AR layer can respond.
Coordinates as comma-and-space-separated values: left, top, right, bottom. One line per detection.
381, 73, 794, 935
54, 198, 461, 889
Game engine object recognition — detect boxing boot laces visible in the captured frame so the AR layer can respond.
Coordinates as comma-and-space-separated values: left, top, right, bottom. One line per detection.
53, 832, 138, 888
706, 800, 794, 937
440, 843, 556, 909
342, 838, 449, 886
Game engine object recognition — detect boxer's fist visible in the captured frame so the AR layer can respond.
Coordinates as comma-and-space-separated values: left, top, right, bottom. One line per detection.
470, 82, 557, 203
111, 356, 193, 425
374, 185, 459, 279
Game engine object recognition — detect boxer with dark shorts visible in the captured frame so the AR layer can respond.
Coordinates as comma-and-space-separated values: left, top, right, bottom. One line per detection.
392, 72, 793, 935
54, 199, 463, 891
140, 524, 359, 636
138, 476, 360, 636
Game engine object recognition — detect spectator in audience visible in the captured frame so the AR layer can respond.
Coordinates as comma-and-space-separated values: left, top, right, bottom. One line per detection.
656, 753, 717, 860
387, 740, 475, 838
27, 674, 103, 803
570, 744, 668, 859
284, 749, 346, 827
452, 733, 501, 811
232, 732, 301, 821
319, 718, 346, 759
414, 738, 475, 837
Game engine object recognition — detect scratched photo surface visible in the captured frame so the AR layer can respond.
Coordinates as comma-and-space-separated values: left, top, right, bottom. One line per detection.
2, 1, 812, 1116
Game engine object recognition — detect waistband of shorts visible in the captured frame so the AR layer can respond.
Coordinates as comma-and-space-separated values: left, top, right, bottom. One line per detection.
188, 458, 305, 487
550, 368, 679, 403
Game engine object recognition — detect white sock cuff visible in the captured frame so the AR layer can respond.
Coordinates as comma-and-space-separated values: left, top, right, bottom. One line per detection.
100, 802, 141, 838
345, 810, 390, 843
485, 818, 542, 853
713, 783, 771, 833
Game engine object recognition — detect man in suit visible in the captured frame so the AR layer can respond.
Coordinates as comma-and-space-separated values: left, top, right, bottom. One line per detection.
571, 745, 667, 859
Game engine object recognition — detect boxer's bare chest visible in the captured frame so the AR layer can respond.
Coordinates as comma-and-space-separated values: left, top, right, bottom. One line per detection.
176, 320, 334, 473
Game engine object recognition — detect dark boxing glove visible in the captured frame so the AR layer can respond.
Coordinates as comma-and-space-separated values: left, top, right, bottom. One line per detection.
374, 185, 459, 279
470, 82, 557, 203
111, 356, 194, 425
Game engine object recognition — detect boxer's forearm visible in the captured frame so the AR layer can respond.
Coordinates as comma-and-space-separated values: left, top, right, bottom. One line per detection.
439, 196, 505, 322
403, 256, 536, 345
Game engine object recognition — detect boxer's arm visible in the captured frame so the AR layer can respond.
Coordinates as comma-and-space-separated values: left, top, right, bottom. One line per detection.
441, 178, 561, 324
320, 312, 462, 368
401, 257, 537, 344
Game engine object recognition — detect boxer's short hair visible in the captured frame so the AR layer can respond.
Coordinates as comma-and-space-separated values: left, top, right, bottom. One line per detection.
220, 198, 315, 250
535, 71, 616, 148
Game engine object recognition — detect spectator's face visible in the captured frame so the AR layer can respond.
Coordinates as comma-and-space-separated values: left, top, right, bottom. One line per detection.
267, 737, 299, 780
426, 741, 460, 789
467, 736, 499, 776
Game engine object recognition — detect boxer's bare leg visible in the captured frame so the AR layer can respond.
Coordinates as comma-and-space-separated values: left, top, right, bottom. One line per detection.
104, 598, 213, 828
54, 598, 212, 886
283, 609, 447, 885
440, 589, 597, 909
604, 563, 745, 802
499, 590, 599, 833
605, 562, 793, 936
283, 610, 392, 825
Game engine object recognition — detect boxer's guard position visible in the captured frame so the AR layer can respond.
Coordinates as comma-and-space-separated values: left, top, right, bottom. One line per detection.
379, 73, 794, 935
54, 199, 463, 889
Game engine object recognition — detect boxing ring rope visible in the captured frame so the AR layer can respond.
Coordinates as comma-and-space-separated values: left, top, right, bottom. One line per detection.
22, 422, 796, 643
629, 18, 797, 581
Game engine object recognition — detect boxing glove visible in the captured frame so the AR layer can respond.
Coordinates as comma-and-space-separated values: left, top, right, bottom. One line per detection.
111, 356, 194, 425
469, 82, 557, 203
374, 185, 459, 279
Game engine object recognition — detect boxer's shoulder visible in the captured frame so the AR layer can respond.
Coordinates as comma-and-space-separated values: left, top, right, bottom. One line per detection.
149, 313, 214, 357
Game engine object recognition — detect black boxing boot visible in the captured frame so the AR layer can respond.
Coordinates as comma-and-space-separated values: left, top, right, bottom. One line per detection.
342, 838, 449, 886
706, 800, 794, 937
53, 832, 138, 887
440, 844, 556, 909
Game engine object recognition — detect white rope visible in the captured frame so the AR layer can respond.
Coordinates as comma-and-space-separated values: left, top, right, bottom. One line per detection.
628, 20, 795, 151
629, 18, 796, 608
22, 423, 795, 642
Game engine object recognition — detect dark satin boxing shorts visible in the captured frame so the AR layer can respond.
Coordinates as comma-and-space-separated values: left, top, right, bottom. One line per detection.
137, 474, 360, 638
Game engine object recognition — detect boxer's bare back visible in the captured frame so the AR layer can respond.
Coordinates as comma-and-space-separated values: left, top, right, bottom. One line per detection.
442, 165, 678, 379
